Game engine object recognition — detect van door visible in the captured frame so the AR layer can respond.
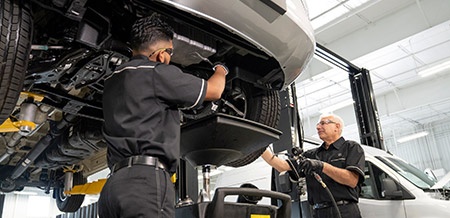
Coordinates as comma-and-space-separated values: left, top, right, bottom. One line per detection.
359, 161, 407, 218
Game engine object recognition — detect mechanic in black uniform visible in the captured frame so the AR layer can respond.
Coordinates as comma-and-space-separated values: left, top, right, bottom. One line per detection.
261, 114, 365, 218
98, 15, 227, 218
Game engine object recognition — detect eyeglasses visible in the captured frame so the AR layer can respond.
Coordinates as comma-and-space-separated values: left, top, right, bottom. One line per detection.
316, 119, 336, 126
149, 48, 174, 57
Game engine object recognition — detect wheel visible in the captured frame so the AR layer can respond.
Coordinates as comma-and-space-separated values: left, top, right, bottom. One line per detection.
0, 0, 32, 124
181, 79, 281, 167
54, 172, 86, 212
224, 82, 280, 167
0, 178, 17, 192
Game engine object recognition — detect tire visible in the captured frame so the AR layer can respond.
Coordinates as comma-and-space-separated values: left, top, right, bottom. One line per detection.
225, 83, 280, 167
0, 0, 32, 124
55, 172, 86, 212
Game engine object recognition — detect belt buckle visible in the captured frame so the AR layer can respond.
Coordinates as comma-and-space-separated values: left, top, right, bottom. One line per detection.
127, 156, 133, 168
314, 202, 330, 210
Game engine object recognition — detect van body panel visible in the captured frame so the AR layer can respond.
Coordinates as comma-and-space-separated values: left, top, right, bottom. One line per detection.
359, 198, 406, 218
404, 198, 450, 218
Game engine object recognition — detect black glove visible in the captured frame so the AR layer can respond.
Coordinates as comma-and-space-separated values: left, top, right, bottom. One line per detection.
286, 158, 303, 181
213, 62, 229, 75
300, 158, 323, 175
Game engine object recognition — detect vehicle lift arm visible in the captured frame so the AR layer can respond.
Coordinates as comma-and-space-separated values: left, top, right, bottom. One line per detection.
315, 43, 385, 150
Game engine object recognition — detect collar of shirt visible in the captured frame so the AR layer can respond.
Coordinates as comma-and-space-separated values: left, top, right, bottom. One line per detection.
319, 136, 345, 151
131, 55, 150, 61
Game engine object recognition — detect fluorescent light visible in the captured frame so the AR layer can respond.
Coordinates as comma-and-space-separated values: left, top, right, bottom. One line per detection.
418, 60, 450, 77
319, 99, 354, 114
307, 0, 370, 29
13, 191, 37, 195
397, 131, 429, 143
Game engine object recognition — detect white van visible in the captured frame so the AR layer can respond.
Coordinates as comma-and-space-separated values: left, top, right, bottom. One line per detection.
215, 141, 450, 218
359, 145, 450, 218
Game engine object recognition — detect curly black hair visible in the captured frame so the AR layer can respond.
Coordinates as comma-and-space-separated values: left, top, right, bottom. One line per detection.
130, 14, 174, 52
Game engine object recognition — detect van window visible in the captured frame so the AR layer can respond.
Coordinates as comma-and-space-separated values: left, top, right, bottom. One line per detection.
361, 162, 376, 199
377, 157, 437, 190
361, 161, 397, 200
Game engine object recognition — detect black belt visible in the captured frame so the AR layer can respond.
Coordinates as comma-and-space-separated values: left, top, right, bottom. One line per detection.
111, 155, 167, 175
313, 200, 353, 210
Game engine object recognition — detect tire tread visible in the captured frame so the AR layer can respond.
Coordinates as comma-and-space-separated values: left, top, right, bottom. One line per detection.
225, 84, 281, 167
55, 172, 86, 212
0, 0, 32, 124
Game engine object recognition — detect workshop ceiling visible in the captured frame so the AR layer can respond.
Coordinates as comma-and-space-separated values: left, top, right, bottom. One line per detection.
296, 0, 450, 139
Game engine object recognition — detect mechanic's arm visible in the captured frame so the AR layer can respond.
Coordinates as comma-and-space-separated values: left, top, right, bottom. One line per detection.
261, 150, 291, 172
205, 65, 227, 100
322, 163, 359, 188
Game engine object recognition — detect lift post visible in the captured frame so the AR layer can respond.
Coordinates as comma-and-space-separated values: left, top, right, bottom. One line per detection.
268, 43, 386, 218
315, 43, 385, 150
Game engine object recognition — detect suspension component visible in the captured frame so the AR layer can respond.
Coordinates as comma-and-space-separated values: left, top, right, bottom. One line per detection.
0, 133, 22, 163
8, 114, 76, 181
63, 169, 76, 197
19, 102, 38, 134
0, 92, 45, 134
0, 118, 33, 133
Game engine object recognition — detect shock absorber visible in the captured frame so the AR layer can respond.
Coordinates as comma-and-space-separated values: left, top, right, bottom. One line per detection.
0, 97, 48, 164
63, 169, 76, 197
18, 100, 38, 135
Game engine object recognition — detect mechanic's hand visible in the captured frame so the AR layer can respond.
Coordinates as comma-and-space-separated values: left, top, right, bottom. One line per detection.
286, 157, 304, 180
300, 158, 323, 175
213, 62, 229, 75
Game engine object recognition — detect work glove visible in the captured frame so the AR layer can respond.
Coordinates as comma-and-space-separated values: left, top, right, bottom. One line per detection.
286, 157, 305, 180
300, 158, 323, 175
213, 62, 229, 75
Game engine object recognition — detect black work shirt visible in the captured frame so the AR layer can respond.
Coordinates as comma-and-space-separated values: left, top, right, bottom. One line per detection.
102, 55, 207, 173
303, 137, 365, 205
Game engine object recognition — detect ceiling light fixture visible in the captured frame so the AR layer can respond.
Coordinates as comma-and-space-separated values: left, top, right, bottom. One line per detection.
418, 60, 450, 77
397, 131, 429, 143
319, 99, 354, 114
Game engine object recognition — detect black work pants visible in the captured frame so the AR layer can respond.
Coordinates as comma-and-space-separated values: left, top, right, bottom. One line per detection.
98, 165, 175, 218
313, 202, 362, 218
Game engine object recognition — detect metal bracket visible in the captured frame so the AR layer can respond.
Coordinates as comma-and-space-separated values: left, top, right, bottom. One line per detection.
33, 84, 103, 121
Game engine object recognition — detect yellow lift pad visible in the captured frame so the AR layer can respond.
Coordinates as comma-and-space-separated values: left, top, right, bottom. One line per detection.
251, 215, 270, 218
20, 91, 45, 102
63, 173, 176, 195
0, 118, 36, 133
0, 91, 44, 133
64, 179, 107, 195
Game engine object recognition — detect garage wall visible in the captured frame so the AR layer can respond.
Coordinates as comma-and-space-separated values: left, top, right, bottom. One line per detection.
298, 70, 450, 179
2, 190, 61, 218
1, 187, 100, 218
383, 120, 450, 179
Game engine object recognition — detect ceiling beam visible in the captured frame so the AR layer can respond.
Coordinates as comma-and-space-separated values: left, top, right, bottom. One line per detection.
317, 0, 450, 60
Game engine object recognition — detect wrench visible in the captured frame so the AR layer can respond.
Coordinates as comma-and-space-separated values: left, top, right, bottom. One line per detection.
193, 52, 213, 66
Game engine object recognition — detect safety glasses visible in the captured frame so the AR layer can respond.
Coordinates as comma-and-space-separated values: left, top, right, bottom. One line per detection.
149, 48, 173, 57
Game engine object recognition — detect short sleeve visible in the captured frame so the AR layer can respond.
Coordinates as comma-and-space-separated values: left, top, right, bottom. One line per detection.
345, 141, 365, 184
154, 64, 207, 109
